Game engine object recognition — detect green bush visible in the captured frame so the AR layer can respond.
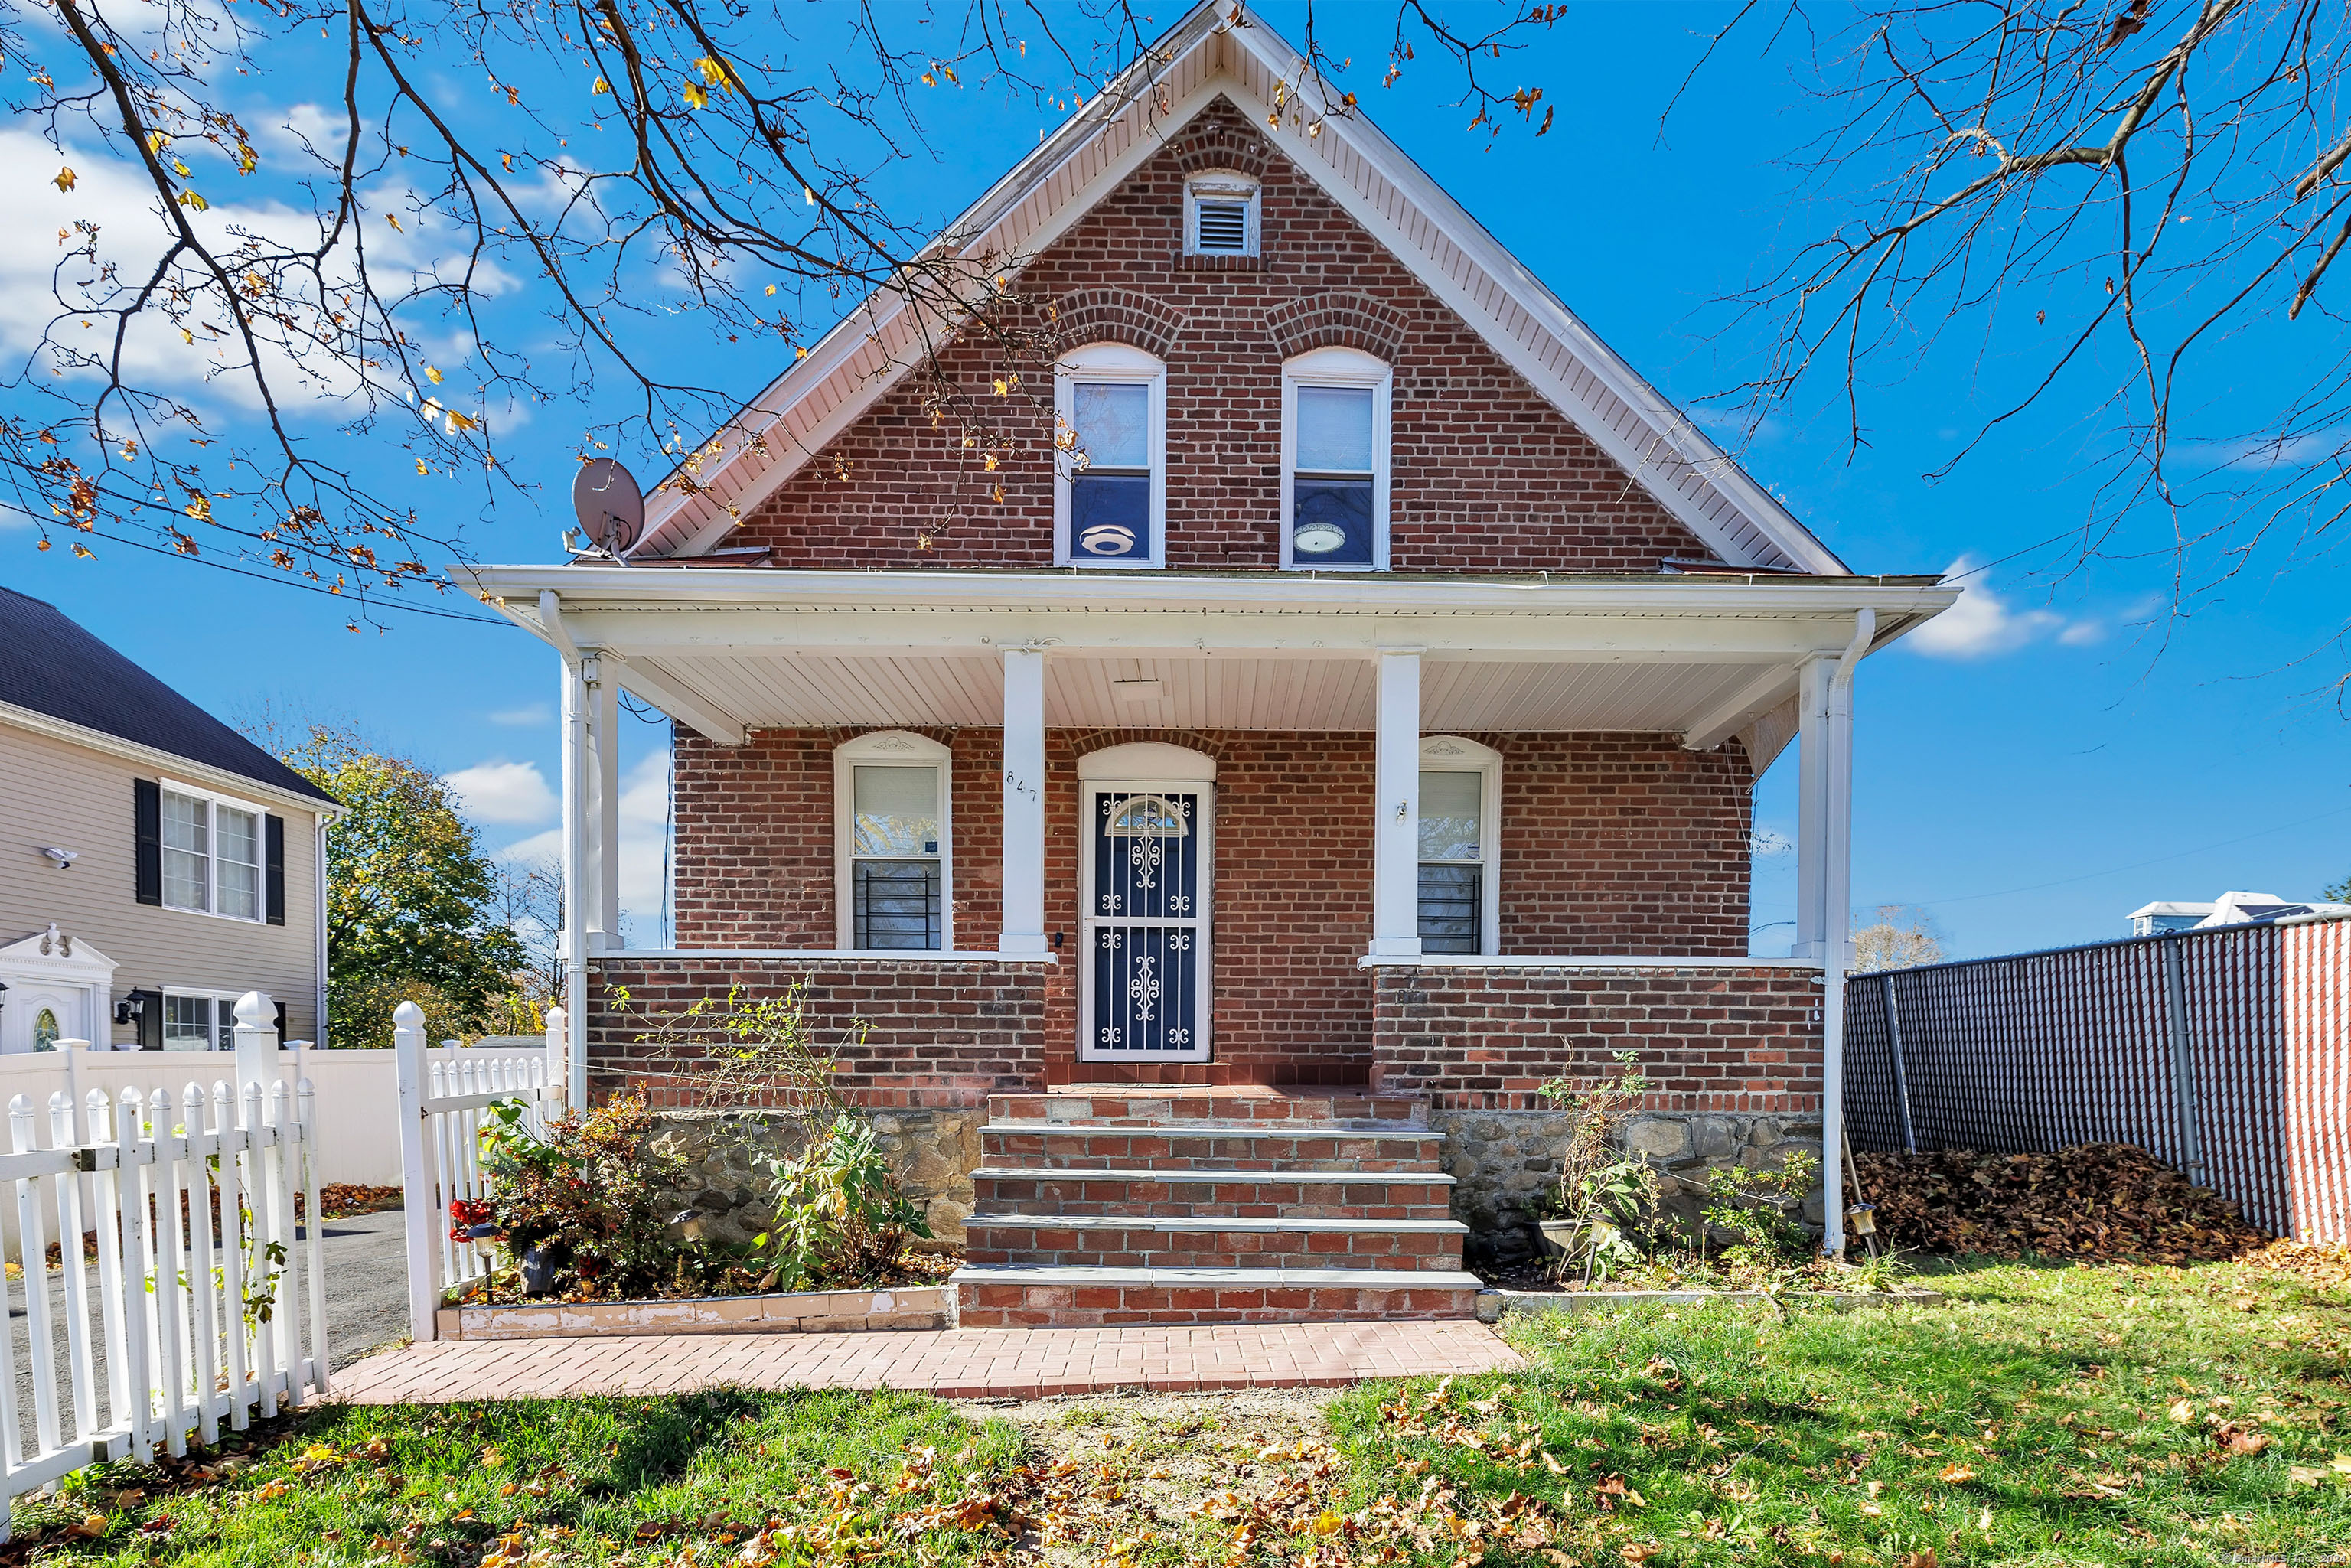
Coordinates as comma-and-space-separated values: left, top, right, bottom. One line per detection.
752, 1115, 931, 1292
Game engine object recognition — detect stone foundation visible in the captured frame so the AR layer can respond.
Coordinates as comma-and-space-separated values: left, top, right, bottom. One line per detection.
648, 1108, 986, 1249
1430, 1108, 1826, 1264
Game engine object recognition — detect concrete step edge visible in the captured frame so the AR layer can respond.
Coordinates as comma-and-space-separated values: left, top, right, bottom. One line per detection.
949, 1263, 1485, 1291
964, 1214, 1468, 1234
970, 1165, 1457, 1186
984, 1120, 1441, 1139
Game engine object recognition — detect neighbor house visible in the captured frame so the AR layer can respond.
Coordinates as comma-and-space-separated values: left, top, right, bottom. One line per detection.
462, 2, 1957, 1323
0, 585, 337, 1051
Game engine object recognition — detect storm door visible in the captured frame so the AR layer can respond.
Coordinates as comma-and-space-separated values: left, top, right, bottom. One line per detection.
1078, 783, 1211, 1061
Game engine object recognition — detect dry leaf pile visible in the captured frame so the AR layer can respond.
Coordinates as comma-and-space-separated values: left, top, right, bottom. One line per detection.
1854, 1144, 2268, 1263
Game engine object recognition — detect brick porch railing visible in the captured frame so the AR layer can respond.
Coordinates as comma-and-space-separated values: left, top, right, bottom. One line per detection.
587, 952, 1052, 1110
1366, 960, 1825, 1112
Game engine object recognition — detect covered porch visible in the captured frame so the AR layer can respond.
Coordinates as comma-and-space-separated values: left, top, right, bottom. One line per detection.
467, 565, 1953, 1252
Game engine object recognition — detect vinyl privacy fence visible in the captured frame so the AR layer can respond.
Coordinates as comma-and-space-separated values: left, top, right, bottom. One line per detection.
395, 1002, 569, 1343
1844, 911, 2351, 1244
0, 1009, 325, 1533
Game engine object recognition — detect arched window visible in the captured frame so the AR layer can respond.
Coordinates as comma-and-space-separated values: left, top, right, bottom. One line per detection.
31, 1009, 59, 1053
1281, 346, 1391, 570
1055, 342, 1167, 568
1417, 735, 1501, 955
834, 731, 954, 951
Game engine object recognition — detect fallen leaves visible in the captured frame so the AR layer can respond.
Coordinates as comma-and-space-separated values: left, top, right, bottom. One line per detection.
1854, 1144, 2268, 1263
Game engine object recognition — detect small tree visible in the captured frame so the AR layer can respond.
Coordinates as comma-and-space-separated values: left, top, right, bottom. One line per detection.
1853, 905, 1946, 973
279, 724, 527, 1044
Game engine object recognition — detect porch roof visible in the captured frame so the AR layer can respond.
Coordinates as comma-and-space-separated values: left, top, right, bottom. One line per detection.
460, 564, 1957, 761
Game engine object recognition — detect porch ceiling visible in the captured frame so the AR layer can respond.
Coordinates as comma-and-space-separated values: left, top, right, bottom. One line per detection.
631, 651, 1785, 735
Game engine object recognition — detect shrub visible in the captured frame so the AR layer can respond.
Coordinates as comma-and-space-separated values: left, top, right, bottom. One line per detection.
1533, 1051, 1659, 1283
476, 1090, 695, 1297
752, 1115, 931, 1292
1700, 1151, 1821, 1267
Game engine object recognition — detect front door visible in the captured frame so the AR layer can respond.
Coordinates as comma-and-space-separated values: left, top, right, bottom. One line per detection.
1078, 782, 1211, 1061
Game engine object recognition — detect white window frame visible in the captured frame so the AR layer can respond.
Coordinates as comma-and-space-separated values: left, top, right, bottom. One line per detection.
158, 778, 268, 924
1280, 346, 1393, 572
833, 731, 955, 952
1417, 735, 1501, 956
1184, 172, 1260, 257
161, 987, 245, 1051
1054, 341, 1168, 570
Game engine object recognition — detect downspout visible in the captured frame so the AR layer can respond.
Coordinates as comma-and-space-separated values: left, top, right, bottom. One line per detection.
1818, 608, 1875, 1260
315, 819, 330, 1048
540, 591, 592, 1112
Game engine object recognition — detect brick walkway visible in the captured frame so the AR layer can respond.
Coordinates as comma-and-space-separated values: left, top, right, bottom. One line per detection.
328, 1322, 1523, 1403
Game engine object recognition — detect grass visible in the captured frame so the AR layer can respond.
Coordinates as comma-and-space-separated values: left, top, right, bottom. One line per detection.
5, 1254, 2343, 1567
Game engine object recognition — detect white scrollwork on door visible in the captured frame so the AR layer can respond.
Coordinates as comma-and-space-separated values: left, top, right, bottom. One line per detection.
1127, 836, 1163, 889
1128, 952, 1161, 1021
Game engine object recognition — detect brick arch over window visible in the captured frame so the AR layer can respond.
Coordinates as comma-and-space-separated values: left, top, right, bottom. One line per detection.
1168, 101, 1273, 181
1048, 288, 1188, 360
1063, 727, 1232, 764
1264, 292, 1410, 361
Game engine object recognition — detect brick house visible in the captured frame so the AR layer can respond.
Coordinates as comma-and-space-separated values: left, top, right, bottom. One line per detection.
462, 2, 1956, 1324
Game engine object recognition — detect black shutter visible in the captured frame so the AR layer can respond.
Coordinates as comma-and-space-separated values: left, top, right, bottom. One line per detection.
273, 999, 289, 1045
265, 814, 287, 926
130, 989, 163, 1051
134, 780, 162, 905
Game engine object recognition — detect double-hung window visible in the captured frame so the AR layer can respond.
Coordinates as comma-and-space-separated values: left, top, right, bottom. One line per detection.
835, 732, 954, 951
1416, 737, 1501, 955
1281, 347, 1391, 569
163, 991, 239, 1050
1055, 343, 1166, 567
161, 783, 264, 921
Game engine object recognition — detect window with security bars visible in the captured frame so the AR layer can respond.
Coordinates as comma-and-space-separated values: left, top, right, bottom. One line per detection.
1418, 769, 1485, 954
1185, 178, 1258, 256
849, 764, 942, 949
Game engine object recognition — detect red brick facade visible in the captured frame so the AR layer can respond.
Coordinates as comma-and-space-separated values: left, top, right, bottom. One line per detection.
1369, 965, 1824, 1113
731, 99, 1719, 575
670, 725, 1753, 1087
588, 954, 1049, 1109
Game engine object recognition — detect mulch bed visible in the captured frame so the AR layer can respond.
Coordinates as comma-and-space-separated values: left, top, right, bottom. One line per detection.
1854, 1143, 2271, 1264
465, 1246, 960, 1306
313, 1183, 403, 1218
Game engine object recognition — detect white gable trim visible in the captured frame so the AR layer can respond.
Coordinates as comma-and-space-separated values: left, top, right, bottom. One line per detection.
635, 3, 1839, 575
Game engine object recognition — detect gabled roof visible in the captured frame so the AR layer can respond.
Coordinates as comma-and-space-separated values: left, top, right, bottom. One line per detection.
630, 0, 1845, 575
0, 585, 338, 807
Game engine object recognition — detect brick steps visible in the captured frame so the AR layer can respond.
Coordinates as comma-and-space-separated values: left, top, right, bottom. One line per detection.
983, 1120, 1443, 1172
949, 1263, 1484, 1328
953, 1084, 1475, 1325
964, 1214, 1470, 1270
971, 1165, 1456, 1221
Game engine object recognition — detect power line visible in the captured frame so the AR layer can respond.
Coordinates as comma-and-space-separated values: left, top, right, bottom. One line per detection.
43, 529, 513, 628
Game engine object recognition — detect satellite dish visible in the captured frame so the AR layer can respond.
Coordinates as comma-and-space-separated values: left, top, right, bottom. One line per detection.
571, 458, 644, 556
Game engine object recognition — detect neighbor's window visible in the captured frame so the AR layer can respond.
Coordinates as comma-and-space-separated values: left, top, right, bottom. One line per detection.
1283, 347, 1391, 569
32, 1009, 59, 1053
161, 784, 263, 921
1417, 738, 1501, 955
1185, 174, 1259, 257
162, 992, 235, 1050
1056, 343, 1166, 567
835, 732, 955, 951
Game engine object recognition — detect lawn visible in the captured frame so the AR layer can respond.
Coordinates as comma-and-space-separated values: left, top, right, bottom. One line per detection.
8, 1253, 2345, 1567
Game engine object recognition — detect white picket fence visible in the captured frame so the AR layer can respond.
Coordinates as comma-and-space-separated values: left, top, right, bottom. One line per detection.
395, 1003, 569, 1342
0, 992, 324, 1534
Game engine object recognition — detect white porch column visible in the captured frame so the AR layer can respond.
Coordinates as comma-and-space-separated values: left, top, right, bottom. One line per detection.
1369, 650, 1423, 958
1817, 610, 1873, 1258
558, 648, 592, 1110
588, 657, 621, 953
1792, 655, 1831, 962
999, 647, 1048, 955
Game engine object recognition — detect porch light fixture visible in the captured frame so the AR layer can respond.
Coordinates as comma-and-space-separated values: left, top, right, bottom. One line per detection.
1111, 678, 1164, 703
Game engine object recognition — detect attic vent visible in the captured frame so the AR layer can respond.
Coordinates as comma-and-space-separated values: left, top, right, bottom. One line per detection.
1195, 201, 1249, 252
1185, 176, 1259, 257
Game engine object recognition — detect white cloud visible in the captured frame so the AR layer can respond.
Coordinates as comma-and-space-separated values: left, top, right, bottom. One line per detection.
488, 702, 553, 727
495, 751, 671, 943
1906, 557, 2094, 659
444, 759, 559, 825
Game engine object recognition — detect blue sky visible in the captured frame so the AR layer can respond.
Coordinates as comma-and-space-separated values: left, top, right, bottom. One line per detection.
5, 2, 2343, 959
